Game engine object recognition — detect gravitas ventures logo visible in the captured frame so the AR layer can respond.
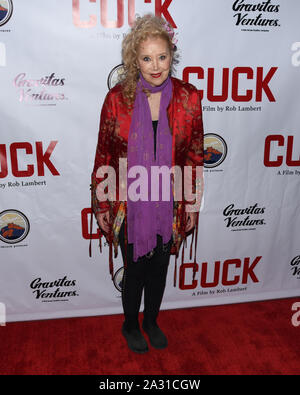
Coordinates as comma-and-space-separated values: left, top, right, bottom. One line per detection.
30, 276, 78, 302
13, 72, 67, 105
232, 0, 280, 31
223, 203, 266, 231
290, 256, 300, 280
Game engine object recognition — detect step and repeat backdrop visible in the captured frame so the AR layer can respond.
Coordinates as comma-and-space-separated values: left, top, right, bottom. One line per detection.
0, 0, 299, 322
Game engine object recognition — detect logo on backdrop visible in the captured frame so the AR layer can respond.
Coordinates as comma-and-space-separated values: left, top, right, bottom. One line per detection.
0, 209, 30, 245
13, 72, 67, 105
290, 256, 300, 280
72, 0, 176, 29
264, 134, 300, 174
107, 64, 125, 90
0, 140, 60, 180
183, 66, 277, 103
204, 133, 227, 169
0, 0, 13, 27
113, 267, 124, 292
223, 203, 266, 231
30, 276, 79, 302
232, 0, 280, 32
180, 255, 261, 295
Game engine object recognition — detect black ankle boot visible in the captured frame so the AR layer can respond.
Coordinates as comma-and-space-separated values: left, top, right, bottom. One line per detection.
122, 323, 149, 354
142, 320, 168, 349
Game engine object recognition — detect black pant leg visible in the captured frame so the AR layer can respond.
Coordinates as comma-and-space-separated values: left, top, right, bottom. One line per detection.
119, 220, 172, 330
143, 235, 172, 325
119, 221, 145, 330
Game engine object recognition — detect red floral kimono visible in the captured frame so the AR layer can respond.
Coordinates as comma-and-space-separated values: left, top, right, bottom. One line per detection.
90, 76, 204, 286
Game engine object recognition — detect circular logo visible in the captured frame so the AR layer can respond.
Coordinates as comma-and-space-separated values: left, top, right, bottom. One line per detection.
113, 266, 124, 292
107, 64, 125, 90
0, 209, 30, 244
0, 0, 13, 27
204, 133, 227, 168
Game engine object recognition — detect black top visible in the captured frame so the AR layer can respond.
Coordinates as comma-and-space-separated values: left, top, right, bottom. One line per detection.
152, 120, 158, 160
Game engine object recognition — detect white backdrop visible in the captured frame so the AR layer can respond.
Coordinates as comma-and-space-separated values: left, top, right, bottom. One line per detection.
0, 0, 299, 322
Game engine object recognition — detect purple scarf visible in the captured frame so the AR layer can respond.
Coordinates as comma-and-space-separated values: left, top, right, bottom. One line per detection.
127, 73, 173, 262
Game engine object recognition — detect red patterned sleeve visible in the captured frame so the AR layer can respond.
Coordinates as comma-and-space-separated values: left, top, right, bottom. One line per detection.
91, 91, 116, 216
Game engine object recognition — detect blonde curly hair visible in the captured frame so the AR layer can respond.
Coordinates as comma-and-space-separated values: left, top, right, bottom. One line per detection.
119, 13, 179, 106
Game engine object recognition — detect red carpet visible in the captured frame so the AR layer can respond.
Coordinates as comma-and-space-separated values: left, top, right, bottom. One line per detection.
0, 297, 299, 375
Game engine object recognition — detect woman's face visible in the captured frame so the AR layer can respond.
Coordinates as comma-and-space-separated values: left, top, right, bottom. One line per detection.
136, 36, 172, 87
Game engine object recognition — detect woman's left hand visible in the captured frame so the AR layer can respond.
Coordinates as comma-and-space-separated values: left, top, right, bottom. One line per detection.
185, 212, 197, 233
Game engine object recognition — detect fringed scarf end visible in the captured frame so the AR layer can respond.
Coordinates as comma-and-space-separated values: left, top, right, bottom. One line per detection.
179, 234, 186, 289
192, 212, 200, 281
89, 239, 92, 258
89, 196, 94, 258
99, 234, 102, 253
109, 238, 114, 280
124, 215, 128, 270
190, 227, 195, 260
173, 254, 178, 287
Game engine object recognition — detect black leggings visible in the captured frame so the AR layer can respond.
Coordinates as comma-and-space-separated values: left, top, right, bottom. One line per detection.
118, 220, 172, 330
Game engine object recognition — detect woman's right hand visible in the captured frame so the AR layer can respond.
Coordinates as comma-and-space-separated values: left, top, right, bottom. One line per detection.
96, 211, 110, 234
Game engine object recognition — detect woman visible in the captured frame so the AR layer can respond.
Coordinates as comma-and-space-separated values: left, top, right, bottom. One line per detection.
91, 14, 204, 354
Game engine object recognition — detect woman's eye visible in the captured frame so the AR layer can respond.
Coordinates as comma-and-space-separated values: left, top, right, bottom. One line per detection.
143, 57, 150, 62
160, 55, 166, 60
